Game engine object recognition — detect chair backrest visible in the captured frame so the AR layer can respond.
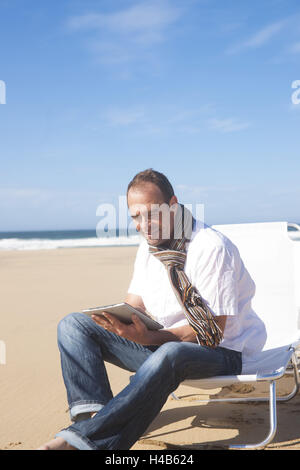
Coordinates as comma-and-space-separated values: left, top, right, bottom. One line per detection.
293, 242, 300, 325
212, 221, 298, 350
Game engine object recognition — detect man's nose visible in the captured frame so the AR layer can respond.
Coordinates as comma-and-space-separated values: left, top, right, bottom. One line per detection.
140, 220, 155, 237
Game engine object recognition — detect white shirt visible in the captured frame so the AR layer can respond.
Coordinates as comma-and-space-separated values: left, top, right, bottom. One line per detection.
128, 221, 265, 355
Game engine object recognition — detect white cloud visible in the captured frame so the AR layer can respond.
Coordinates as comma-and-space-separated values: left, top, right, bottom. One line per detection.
103, 107, 145, 126
67, 0, 182, 66
288, 42, 300, 54
176, 184, 239, 194
72, 2, 180, 34
0, 188, 47, 203
0, 187, 106, 209
243, 21, 285, 47
98, 104, 250, 136
0, 187, 110, 231
226, 19, 287, 54
208, 117, 250, 133
68, 1, 181, 35
165, 104, 216, 124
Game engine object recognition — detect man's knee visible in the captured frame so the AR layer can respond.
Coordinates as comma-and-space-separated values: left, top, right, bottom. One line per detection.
150, 342, 185, 369
137, 342, 186, 389
57, 312, 87, 342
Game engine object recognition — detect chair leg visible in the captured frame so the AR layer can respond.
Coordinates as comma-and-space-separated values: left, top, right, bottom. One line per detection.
173, 381, 278, 449
229, 380, 277, 450
277, 352, 300, 402
171, 359, 300, 450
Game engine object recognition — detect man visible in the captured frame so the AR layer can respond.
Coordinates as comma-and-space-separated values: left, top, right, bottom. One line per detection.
38, 169, 263, 450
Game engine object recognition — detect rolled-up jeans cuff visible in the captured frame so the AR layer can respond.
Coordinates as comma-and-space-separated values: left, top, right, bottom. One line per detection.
55, 430, 97, 450
70, 402, 105, 422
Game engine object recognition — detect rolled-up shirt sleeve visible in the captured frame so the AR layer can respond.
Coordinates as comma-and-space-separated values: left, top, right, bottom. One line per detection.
191, 244, 240, 317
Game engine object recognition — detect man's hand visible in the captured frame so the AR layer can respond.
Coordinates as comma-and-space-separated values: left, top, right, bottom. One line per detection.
92, 310, 227, 347
91, 312, 153, 345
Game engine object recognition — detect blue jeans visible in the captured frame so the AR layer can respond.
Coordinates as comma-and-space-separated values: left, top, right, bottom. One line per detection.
55, 312, 242, 450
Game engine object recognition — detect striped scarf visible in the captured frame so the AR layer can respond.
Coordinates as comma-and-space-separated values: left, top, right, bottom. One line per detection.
148, 204, 222, 347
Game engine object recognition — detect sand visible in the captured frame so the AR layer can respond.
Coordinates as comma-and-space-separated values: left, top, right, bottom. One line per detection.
0, 246, 300, 451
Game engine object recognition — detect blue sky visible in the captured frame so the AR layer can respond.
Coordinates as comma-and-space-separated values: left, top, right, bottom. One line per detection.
0, 0, 300, 231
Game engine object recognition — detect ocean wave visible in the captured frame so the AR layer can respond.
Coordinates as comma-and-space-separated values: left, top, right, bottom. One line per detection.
0, 235, 141, 251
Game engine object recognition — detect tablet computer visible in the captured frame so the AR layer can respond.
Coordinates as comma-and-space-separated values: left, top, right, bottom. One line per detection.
82, 302, 163, 331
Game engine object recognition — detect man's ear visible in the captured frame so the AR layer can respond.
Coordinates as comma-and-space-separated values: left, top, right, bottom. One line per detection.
169, 195, 178, 206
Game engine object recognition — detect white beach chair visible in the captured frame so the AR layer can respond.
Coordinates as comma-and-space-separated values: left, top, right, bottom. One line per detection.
172, 221, 300, 450
290, 224, 300, 323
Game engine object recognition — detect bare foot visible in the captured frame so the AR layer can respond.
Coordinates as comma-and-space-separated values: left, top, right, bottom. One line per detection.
37, 437, 76, 450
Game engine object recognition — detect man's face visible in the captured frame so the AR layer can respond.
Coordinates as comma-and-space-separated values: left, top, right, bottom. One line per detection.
127, 182, 177, 246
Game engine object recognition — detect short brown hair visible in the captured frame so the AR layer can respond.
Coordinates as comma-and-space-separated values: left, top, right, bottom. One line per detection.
127, 168, 174, 203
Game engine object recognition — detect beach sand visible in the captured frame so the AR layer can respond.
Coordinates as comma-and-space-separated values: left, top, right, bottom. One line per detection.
0, 246, 300, 451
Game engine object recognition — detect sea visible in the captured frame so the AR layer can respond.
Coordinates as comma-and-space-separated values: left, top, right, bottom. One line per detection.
0, 228, 141, 251
0, 224, 299, 251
